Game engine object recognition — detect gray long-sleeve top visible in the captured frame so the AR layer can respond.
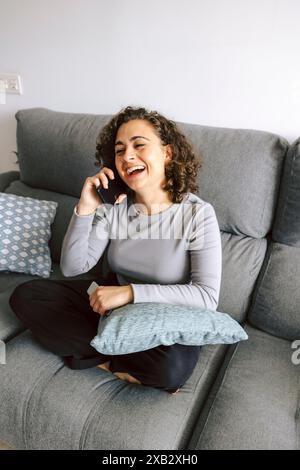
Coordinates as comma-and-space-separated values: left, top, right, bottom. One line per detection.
60, 192, 222, 310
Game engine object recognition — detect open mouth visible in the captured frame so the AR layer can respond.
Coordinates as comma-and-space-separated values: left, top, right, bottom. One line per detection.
126, 167, 146, 178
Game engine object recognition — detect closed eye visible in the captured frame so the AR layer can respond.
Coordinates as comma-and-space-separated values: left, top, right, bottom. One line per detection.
115, 144, 144, 155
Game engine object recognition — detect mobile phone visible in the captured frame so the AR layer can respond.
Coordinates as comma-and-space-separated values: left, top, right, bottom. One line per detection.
87, 281, 113, 317
87, 281, 99, 296
97, 178, 126, 205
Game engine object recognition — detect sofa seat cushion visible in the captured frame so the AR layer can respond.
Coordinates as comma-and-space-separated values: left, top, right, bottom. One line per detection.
0, 330, 231, 450
188, 324, 299, 450
0, 262, 101, 342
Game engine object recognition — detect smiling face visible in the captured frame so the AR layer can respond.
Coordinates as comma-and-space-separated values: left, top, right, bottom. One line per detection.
114, 119, 172, 198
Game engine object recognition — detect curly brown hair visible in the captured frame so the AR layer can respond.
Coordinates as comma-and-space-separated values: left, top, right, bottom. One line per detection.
94, 105, 202, 203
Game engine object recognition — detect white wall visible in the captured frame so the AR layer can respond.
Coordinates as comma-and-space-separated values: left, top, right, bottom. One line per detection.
0, 0, 299, 173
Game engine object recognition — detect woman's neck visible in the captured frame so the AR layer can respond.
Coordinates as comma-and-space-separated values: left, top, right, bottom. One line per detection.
132, 191, 173, 216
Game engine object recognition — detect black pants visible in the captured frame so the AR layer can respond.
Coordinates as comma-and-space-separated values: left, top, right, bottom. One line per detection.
9, 274, 202, 394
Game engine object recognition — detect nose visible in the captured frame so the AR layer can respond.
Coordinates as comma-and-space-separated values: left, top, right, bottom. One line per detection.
123, 148, 137, 162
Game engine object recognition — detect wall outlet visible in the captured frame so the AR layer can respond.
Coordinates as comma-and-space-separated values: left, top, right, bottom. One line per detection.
0, 74, 23, 94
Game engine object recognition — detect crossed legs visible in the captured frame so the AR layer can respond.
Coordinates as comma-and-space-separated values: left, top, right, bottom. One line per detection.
9, 278, 201, 394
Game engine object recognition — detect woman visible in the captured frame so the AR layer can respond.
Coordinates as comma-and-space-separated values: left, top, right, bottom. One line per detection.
9, 106, 222, 395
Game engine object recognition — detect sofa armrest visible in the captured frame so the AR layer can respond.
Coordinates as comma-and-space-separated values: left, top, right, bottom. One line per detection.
0, 171, 20, 192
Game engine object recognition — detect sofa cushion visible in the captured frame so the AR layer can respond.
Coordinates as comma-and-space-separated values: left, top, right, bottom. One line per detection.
248, 242, 300, 340
188, 324, 299, 450
4, 180, 79, 264
90, 301, 248, 355
218, 232, 267, 322
15, 108, 109, 199
0, 171, 20, 192
177, 121, 289, 238
248, 139, 300, 339
0, 329, 231, 450
0, 192, 58, 278
273, 138, 300, 246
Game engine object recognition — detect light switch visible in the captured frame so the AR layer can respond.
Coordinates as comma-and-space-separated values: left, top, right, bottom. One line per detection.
0, 74, 23, 94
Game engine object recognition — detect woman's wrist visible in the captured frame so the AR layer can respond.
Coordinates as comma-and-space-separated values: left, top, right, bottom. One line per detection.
76, 203, 96, 216
122, 285, 134, 304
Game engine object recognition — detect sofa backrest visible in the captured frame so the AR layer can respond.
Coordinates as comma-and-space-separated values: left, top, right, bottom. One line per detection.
177, 121, 289, 321
9, 108, 289, 321
177, 122, 288, 238
15, 108, 109, 198
8, 108, 113, 275
248, 138, 300, 340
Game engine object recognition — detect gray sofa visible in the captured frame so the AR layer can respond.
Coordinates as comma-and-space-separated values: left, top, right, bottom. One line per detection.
0, 108, 299, 450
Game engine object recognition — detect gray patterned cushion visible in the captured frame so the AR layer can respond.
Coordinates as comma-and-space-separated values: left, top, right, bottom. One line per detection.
90, 302, 248, 355
0, 193, 58, 278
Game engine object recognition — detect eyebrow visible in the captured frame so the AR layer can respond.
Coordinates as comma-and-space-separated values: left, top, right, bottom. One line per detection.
115, 136, 150, 147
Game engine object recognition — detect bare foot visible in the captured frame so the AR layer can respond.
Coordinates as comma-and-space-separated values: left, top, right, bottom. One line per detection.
171, 389, 180, 395
97, 363, 142, 386
113, 371, 142, 385
97, 361, 111, 372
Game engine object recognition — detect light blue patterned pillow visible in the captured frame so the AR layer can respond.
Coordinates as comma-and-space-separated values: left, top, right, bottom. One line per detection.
0, 192, 58, 278
90, 303, 248, 355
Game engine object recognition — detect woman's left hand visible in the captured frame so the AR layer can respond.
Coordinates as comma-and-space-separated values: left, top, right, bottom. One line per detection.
89, 285, 133, 317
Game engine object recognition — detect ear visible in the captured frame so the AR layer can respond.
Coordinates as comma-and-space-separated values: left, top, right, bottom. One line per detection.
165, 144, 173, 162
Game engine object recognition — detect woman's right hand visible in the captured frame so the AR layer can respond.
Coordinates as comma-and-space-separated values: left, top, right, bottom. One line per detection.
77, 167, 115, 215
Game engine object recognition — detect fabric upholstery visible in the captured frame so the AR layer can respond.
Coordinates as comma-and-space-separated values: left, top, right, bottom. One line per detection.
177, 121, 289, 238
0, 192, 58, 278
218, 232, 267, 322
188, 324, 299, 450
248, 242, 300, 340
248, 138, 300, 339
0, 330, 230, 450
0, 171, 20, 192
15, 108, 109, 198
90, 302, 248, 355
273, 138, 300, 246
